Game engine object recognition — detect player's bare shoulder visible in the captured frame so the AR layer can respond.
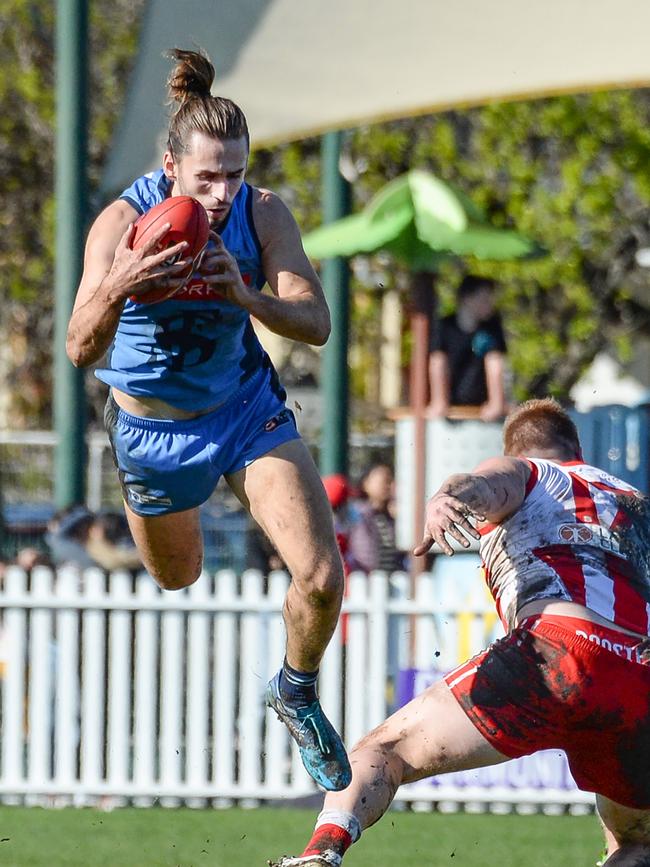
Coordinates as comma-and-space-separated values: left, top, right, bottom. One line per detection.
84, 198, 141, 260
250, 186, 300, 246
248, 184, 320, 296
474, 455, 531, 483
93, 198, 140, 235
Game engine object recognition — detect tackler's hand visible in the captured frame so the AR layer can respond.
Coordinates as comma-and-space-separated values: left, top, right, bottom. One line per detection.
198, 231, 258, 308
413, 492, 483, 557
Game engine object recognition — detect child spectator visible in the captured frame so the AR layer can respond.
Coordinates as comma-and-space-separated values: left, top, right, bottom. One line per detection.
348, 464, 405, 574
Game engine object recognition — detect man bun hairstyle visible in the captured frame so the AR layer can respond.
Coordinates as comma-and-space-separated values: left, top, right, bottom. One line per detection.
166, 48, 249, 157
167, 47, 215, 101
503, 398, 582, 459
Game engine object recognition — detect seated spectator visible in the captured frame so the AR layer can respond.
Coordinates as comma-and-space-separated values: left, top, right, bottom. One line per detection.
45, 506, 142, 572
85, 511, 142, 572
45, 505, 97, 569
428, 275, 508, 422
348, 463, 405, 574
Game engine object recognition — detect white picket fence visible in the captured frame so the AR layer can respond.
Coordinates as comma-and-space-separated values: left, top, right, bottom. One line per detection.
0, 564, 593, 810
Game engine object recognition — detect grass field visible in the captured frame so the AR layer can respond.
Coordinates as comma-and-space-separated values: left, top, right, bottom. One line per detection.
0, 805, 604, 866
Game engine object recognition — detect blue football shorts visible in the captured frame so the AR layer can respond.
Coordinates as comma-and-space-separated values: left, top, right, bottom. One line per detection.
104, 365, 300, 517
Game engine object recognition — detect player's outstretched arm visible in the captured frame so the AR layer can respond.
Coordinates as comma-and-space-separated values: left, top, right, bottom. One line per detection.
198, 189, 331, 345
414, 456, 531, 556
66, 200, 191, 367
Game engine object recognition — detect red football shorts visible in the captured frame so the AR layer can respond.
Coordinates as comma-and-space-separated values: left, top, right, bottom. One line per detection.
445, 613, 650, 808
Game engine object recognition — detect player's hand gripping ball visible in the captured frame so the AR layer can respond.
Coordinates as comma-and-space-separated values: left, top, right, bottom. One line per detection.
128, 196, 210, 304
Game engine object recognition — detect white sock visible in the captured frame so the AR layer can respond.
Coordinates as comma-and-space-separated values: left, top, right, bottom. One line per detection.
315, 809, 361, 843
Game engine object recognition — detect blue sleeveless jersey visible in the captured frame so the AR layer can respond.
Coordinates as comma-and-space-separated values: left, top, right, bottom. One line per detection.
95, 170, 268, 411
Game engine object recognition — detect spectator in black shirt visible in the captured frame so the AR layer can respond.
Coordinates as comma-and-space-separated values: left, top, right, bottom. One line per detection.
428, 275, 508, 422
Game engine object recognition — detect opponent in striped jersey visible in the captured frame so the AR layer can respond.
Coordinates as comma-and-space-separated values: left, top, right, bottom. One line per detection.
271, 399, 650, 867
480, 457, 649, 635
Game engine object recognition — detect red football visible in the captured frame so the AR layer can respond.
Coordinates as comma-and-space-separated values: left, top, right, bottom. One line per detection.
128, 196, 210, 304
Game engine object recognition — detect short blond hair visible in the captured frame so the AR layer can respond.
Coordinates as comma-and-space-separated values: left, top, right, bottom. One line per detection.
503, 398, 581, 459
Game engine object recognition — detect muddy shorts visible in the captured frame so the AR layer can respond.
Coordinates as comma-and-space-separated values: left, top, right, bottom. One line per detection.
445, 614, 650, 808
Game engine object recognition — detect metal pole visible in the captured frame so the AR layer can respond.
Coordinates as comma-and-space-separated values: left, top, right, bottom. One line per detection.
319, 131, 351, 476
54, 0, 88, 507
408, 271, 434, 665
409, 272, 435, 580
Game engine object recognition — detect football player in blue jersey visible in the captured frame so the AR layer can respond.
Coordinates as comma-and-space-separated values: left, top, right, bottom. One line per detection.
66, 48, 350, 793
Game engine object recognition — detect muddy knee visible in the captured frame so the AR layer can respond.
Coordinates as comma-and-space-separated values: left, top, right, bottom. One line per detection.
351, 728, 407, 775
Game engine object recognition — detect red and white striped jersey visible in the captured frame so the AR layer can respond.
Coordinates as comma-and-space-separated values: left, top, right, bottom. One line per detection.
480, 459, 650, 634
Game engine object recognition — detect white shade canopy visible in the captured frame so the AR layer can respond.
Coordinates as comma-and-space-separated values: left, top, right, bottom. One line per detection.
103, 0, 650, 195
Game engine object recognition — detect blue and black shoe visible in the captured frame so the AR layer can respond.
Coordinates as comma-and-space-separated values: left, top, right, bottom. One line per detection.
265, 672, 352, 791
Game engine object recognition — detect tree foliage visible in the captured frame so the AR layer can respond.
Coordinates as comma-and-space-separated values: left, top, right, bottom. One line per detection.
250, 91, 650, 405
0, 0, 145, 426
2, 6, 650, 425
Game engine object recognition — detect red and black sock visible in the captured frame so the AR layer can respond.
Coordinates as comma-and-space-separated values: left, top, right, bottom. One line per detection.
302, 824, 353, 859
301, 810, 361, 860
